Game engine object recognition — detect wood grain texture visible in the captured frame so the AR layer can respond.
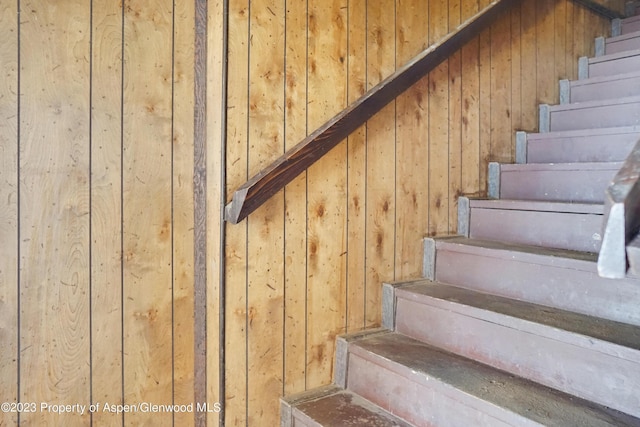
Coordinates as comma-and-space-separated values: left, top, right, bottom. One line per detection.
173, 1, 196, 425
245, 1, 285, 425
306, 0, 349, 390
224, 0, 249, 424
395, 0, 430, 277
0, 2, 18, 426
19, 1, 91, 424
205, 0, 225, 424
490, 5, 512, 163
90, 1, 124, 425
283, 0, 308, 398
449, 0, 463, 235
122, 0, 174, 424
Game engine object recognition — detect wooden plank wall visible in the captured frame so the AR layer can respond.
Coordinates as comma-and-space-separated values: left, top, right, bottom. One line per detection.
223, 0, 611, 425
0, 1, 224, 426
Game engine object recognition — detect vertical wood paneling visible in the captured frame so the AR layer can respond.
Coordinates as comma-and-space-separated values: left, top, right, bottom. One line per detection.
510, 4, 523, 132
173, 1, 196, 425
428, 0, 451, 235
520, 0, 538, 132
206, 0, 225, 424
284, 0, 309, 397
90, 1, 124, 425
448, 0, 463, 232
19, 2, 91, 425
306, 0, 348, 390
537, 0, 556, 104
346, 0, 368, 333
246, 1, 285, 425
365, 0, 396, 327
225, 0, 249, 424
122, 1, 174, 424
395, 0, 430, 276
490, 8, 512, 163
0, 2, 18, 426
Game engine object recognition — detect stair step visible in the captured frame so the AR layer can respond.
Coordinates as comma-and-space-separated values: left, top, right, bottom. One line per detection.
492, 162, 620, 203
621, 14, 640, 35
347, 332, 640, 426
628, 233, 640, 277
561, 71, 640, 103
463, 198, 603, 252
426, 236, 640, 326
394, 281, 640, 418
282, 386, 412, 427
585, 49, 640, 78
521, 126, 640, 163
602, 30, 640, 55
543, 96, 640, 132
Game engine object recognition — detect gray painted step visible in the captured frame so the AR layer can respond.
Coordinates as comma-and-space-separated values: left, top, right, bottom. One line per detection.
560, 71, 640, 103
541, 96, 640, 132
518, 127, 640, 164
462, 198, 603, 252
628, 233, 640, 276
394, 281, 640, 418
621, 15, 640, 35
583, 49, 640, 78
425, 236, 640, 326
281, 386, 412, 427
602, 30, 640, 55
347, 332, 640, 427
491, 162, 620, 203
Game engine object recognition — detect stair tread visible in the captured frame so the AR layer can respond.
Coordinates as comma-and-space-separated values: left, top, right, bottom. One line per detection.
292, 387, 412, 427
469, 198, 603, 214
570, 70, 640, 87
353, 332, 640, 427
396, 281, 640, 354
526, 125, 640, 140
499, 161, 622, 171
589, 47, 640, 63
607, 29, 640, 43
548, 94, 640, 111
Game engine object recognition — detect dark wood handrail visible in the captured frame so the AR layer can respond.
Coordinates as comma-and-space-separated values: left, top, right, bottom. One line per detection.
224, 0, 518, 224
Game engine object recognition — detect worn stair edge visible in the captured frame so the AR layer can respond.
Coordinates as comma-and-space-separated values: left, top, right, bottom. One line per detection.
431, 235, 640, 326
395, 282, 640, 418
587, 48, 640, 78
334, 328, 388, 388
347, 332, 640, 427
562, 71, 640, 103
496, 162, 621, 203
522, 126, 640, 163
547, 95, 640, 132
468, 198, 603, 214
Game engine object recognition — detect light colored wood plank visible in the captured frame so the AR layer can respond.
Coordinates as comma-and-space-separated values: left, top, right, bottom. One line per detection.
365, 0, 396, 327
572, 0, 586, 79
306, 0, 349, 390
510, 3, 523, 133
19, 2, 91, 425
449, 0, 463, 235
206, 0, 225, 424
461, 0, 481, 197
90, 1, 124, 425
346, 0, 367, 333
489, 7, 512, 163
246, 0, 285, 425
0, 2, 18, 426
283, 0, 308, 397
537, 0, 556, 105
520, 0, 538, 132
173, 1, 196, 425
478, 26, 491, 193
428, 0, 450, 235
122, 0, 174, 424
224, 0, 249, 425
565, 1, 577, 81
395, 0, 429, 277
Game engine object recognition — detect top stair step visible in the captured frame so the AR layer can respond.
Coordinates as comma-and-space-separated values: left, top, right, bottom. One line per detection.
582, 48, 640, 78
597, 30, 640, 55
618, 14, 640, 35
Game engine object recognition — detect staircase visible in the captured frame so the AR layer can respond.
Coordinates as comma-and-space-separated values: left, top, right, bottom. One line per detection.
281, 8, 640, 427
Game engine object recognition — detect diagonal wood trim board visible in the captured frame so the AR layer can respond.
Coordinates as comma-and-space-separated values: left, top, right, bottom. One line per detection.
224, 0, 519, 224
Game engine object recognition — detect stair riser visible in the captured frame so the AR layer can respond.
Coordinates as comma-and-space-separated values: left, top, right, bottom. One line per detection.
566, 75, 640, 103
524, 131, 638, 163
547, 101, 640, 132
621, 16, 640, 34
497, 167, 617, 203
588, 54, 640, 78
605, 36, 640, 55
431, 243, 640, 326
395, 297, 640, 418
347, 350, 536, 427
468, 208, 602, 252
